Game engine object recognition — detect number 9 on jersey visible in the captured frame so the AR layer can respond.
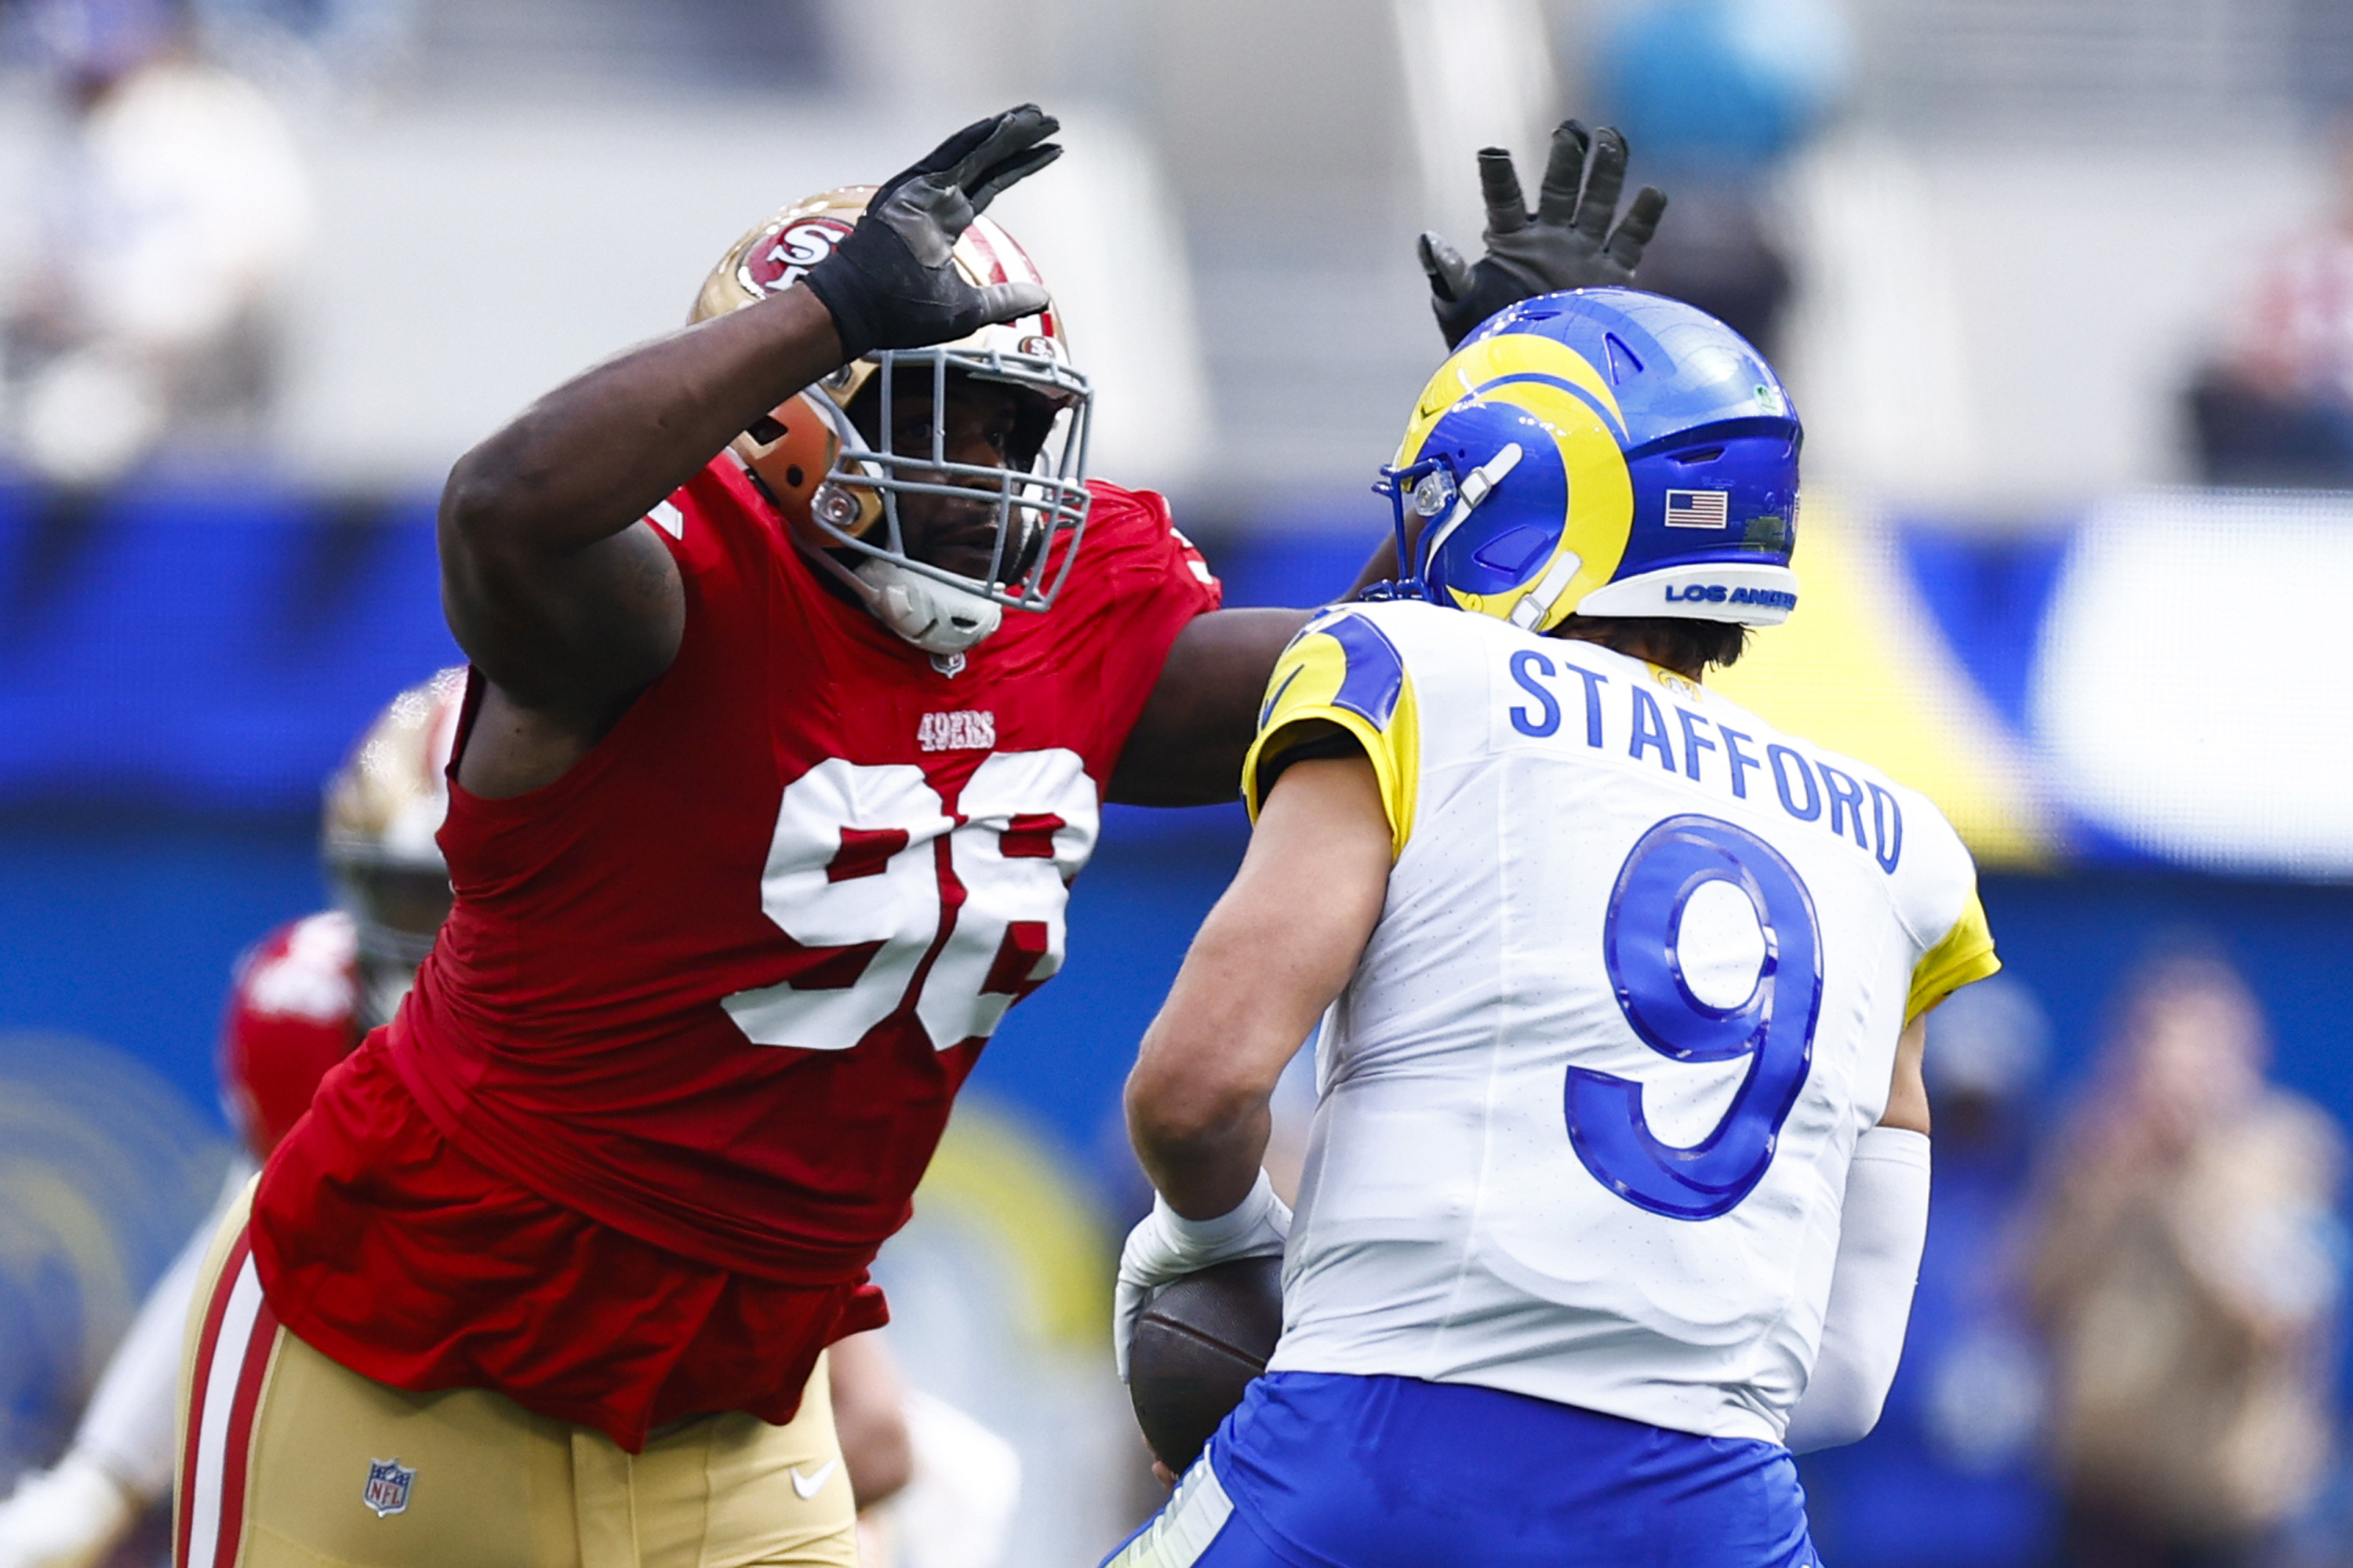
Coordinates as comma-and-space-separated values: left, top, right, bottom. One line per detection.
1569, 813, 1824, 1221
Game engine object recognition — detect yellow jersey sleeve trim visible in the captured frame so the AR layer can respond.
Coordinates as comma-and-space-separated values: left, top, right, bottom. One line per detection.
1907, 887, 1999, 1023
1241, 618, 1419, 861
1244, 710, 1415, 860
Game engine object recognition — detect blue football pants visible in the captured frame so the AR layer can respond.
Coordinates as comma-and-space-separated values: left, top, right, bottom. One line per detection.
1104, 1372, 1822, 1568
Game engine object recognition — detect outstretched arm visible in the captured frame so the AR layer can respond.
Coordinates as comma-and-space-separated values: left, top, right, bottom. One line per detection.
1107, 120, 1661, 809
438, 289, 845, 717
438, 106, 1064, 762
1107, 609, 1312, 806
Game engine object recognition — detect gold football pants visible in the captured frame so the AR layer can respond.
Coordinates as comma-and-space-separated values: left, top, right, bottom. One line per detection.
175, 1181, 858, 1568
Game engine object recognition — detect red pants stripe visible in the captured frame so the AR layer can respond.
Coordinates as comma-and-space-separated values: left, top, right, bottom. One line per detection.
176, 1228, 279, 1568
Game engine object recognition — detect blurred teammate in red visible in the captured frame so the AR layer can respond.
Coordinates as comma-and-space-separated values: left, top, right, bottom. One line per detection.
175, 106, 1663, 1568
0, 676, 453, 1568
0, 913, 365, 1568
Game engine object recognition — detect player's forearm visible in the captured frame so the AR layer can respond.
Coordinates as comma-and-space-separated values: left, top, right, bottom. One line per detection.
1344, 533, 1400, 600
1129, 1064, 1277, 1221
442, 286, 843, 561
1127, 758, 1386, 1216
1127, 759, 1387, 1215
1127, 953, 1294, 1217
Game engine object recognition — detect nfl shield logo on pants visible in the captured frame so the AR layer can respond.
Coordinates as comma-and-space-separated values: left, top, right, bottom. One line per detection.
362, 1458, 414, 1518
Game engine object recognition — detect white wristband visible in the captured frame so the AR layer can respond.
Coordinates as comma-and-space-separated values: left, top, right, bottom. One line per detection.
1159, 1170, 1282, 1250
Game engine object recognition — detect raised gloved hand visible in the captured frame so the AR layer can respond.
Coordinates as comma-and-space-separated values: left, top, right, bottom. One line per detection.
0, 1451, 136, 1568
802, 104, 1063, 363
1420, 121, 1669, 349
1113, 1170, 1291, 1381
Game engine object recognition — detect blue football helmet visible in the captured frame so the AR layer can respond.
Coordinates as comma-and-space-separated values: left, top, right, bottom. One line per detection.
1375, 287, 1802, 631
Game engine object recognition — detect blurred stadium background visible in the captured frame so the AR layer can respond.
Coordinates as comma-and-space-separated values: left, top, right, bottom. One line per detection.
7, 0, 2353, 1562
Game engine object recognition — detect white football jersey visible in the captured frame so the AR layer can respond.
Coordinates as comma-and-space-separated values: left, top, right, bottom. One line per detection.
1239, 601, 1996, 1445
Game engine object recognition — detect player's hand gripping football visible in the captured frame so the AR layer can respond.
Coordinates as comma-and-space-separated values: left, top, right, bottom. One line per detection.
1420, 121, 1668, 349
1114, 1170, 1292, 1381
802, 104, 1062, 363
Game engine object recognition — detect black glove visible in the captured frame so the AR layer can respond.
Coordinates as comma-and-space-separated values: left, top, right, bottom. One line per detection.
1420, 122, 1669, 350
803, 104, 1063, 363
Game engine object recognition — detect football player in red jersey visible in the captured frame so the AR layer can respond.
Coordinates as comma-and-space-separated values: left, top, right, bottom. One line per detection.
174, 106, 1664, 1568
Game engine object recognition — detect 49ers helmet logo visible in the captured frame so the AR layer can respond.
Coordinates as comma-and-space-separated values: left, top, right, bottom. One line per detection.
741, 217, 855, 295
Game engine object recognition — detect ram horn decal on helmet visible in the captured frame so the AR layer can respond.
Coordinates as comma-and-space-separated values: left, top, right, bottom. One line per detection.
1373, 287, 1802, 631
692, 187, 1094, 653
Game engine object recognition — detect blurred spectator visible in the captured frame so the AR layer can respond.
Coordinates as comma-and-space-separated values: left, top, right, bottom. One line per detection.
2185, 129, 2353, 488
1802, 977, 2057, 1568
2027, 950, 2345, 1568
2, 0, 311, 489
187, 0, 413, 85
1592, 0, 1847, 355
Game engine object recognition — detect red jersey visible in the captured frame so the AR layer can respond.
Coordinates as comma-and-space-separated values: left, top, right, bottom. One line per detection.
253, 460, 1220, 1447
217, 911, 363, 1159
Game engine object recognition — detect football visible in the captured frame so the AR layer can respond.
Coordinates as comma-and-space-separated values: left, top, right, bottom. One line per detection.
1126, 1255, 1286, 1473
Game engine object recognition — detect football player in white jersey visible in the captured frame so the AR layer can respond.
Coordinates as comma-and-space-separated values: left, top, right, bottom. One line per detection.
1105, 289, 1999, 1567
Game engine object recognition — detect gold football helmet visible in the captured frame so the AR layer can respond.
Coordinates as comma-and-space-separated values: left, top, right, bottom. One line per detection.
321, 669, 464, 1028
693, 188, 1093, 655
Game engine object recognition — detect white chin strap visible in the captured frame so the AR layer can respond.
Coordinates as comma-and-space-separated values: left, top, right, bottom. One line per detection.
853, 558, 1003, 654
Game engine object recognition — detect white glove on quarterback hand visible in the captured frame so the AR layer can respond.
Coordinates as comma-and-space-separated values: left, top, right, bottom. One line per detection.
1114, 1170, 1291, 1381
0, 1451, 136, 1568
